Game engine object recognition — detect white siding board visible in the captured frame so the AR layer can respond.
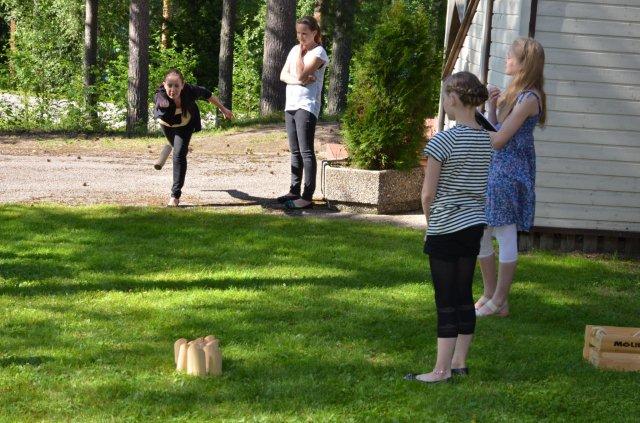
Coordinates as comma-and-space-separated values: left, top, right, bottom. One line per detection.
535, 127, 640, 148
459, 46, 483, 65
534, 218, 640, 232
543, 49, 640, 70
536, 141, 640, 163
537, 187, 640, 209
491, 28, 522, 44
493, 0, 525, 14
539, 1, 640, 22
536, 32, 640, 54
546, 111, 639, 132
537, 172, 640, 193
536, 16, 640, 38
536, 202, 640, 224
546, 97, 640, 116
544, 64, 640, 85
462, 36, 485, 54
491, 14, 523, 30
544, 81, 640, 102
537, 157, 640, 178
542, 0, 640, 6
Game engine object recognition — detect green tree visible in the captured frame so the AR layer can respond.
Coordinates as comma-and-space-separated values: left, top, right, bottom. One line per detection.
342, 1, 442, 170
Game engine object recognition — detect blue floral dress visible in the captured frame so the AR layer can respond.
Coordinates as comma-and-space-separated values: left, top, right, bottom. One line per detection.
486, 90, 542, 232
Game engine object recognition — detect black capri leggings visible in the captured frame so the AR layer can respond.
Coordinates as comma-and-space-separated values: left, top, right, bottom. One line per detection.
161, 125, 194, 199
429, 255, 478, 338
424, 225, 484, 338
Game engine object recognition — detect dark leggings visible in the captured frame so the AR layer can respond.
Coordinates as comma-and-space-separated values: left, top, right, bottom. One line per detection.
429, 255, 478, 338
161, 125, 193, 199
285, 109, 317, 201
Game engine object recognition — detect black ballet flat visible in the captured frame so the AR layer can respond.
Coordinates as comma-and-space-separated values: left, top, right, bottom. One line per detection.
284, 199, 313, 210
277, 193, 300, 204
403, 373, 451, 384
451, 368, 469, 376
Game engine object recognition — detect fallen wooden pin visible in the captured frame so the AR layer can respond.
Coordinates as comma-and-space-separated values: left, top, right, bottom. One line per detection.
174, 335, 222, 376
583, 325, 640, 372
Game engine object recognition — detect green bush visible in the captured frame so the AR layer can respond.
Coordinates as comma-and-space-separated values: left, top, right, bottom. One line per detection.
231, 11, 264, 119
342, 1, 442, 170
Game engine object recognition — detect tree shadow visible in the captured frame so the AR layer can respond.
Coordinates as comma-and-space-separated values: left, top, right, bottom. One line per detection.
1, 205, 639, 419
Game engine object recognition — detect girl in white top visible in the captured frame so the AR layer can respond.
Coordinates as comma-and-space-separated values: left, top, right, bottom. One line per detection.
278, 16, 329, 209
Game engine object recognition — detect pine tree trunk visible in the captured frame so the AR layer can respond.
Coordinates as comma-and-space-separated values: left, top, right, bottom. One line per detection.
161, 0, 171, 49
326, 0, 355, 116
260, 0, 296, 116
127, 0, 150, 134
8, 18, 16, 52
84, 0, 99, 124
218, 0, 236, 110
313, 0, 324, 26
8, 18, 16, 80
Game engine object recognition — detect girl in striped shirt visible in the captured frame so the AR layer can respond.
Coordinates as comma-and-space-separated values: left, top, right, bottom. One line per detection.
405, 72, 492, 384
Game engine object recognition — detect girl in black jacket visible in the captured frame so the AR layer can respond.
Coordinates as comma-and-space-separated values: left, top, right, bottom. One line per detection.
153, 68, 234, 207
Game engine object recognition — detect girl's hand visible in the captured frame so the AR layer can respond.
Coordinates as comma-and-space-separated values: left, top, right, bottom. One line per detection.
487, 85, 500, 109
301, 75, 316, 85
220, 107, 234, 120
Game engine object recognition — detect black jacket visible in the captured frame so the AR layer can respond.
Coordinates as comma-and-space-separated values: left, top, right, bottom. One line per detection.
153, 83, 212, 132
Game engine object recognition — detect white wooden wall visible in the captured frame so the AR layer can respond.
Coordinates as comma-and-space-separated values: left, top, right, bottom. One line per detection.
447, 0, 640, 233
533, 0, 640, 232
453, 0, 487, 75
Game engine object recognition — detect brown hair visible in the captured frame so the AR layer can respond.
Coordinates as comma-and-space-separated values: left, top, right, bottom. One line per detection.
443, 71, 488, 107
498, 37, 547, 126
163, 68, 185, 83
296, 16, 322, 45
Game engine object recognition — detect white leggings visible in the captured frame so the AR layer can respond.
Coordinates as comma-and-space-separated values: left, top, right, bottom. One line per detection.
478, 224, 518, 263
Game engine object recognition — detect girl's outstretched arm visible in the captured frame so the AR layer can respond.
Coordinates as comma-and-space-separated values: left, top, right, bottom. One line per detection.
207, 95, 234, 120
490, 96, 539, 149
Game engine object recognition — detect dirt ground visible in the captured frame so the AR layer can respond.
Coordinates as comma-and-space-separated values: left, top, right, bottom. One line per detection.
0, 123, 338, 205
0, 123, 425, 228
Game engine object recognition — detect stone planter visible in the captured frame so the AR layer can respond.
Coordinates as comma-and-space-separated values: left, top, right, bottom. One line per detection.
321, 161, 424, 214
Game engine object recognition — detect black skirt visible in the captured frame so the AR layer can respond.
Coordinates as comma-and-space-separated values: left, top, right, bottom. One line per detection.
424, 224, 485, 260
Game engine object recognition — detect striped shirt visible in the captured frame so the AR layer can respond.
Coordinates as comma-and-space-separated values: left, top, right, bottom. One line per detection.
423, 124, 492, 235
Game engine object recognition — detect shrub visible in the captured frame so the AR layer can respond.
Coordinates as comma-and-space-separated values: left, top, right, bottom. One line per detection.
341, 1, 442, 170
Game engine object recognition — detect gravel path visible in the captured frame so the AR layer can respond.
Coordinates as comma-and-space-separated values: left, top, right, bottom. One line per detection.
0, 123, 425, 229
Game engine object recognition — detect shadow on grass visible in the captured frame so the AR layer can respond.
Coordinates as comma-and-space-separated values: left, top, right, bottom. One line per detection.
0, 355, 51, 367
0, 205, 639, 420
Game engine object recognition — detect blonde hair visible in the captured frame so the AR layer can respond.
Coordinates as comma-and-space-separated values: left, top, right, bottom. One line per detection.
498, 37, 547, 126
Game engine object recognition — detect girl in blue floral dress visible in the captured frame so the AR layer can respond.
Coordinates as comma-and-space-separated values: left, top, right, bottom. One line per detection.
475, 37, 547, 317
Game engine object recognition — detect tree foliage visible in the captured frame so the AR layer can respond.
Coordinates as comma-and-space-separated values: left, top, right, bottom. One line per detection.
0, 0, 446, 130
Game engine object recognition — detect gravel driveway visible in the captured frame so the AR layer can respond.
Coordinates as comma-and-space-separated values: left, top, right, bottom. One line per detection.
0, 123, 425, 228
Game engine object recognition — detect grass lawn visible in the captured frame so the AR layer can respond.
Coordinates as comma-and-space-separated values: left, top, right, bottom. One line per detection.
1, 205, 638, 421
